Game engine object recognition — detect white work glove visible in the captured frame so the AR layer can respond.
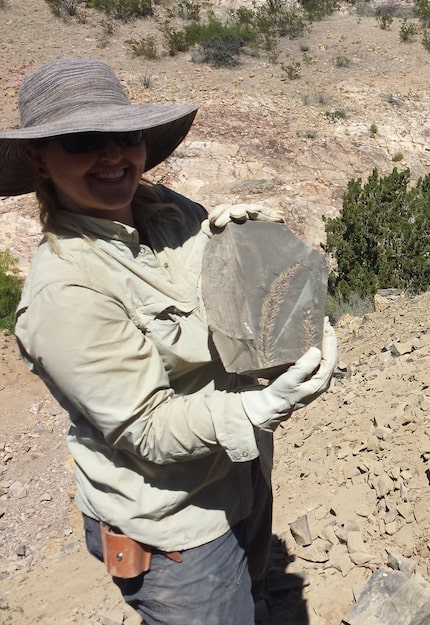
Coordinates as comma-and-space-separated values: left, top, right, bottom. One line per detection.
208, 203, 284, 229
241, 319, 337, 431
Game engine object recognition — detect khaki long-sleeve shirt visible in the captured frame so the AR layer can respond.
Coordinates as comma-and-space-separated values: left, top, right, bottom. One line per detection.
15, 186, 268, 551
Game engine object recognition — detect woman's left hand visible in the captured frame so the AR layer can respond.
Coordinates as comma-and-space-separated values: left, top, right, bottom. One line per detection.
207, 203, 284, 229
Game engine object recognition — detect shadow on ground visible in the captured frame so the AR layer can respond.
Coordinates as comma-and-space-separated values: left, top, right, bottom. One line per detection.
264, 535, 309, 625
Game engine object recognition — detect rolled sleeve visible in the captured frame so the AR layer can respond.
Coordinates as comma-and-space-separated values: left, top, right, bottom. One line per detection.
207, 392, 259, 462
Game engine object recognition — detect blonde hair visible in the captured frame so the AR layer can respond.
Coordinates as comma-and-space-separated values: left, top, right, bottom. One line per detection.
34, 176, 182, 252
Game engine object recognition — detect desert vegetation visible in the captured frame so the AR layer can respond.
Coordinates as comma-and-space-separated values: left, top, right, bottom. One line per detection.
40, 0, 430, 63
323, 168, 430, 320
0, 251, 23, 332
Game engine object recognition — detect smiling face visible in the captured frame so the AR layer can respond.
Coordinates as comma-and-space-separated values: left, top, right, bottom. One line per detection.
29, 133, 147, 226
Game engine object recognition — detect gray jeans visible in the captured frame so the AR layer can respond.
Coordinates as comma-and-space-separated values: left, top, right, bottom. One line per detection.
83, 461, 272, 624
84, 515, 254, 625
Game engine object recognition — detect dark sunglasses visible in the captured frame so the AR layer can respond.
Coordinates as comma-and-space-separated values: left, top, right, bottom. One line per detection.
56, 130, 145, 154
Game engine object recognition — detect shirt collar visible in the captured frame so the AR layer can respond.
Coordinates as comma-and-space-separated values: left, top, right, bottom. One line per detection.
57, 210, 141, 250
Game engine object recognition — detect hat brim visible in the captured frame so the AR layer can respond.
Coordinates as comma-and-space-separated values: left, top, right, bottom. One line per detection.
0, 103, 198, 196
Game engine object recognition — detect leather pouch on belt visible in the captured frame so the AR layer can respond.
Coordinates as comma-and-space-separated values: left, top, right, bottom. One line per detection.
100, 523, 152, 578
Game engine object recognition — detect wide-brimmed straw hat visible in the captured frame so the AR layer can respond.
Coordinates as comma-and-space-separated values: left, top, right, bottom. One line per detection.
0, 57, 198, 196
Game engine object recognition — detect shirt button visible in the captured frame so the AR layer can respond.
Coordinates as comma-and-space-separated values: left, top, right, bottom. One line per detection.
242, 451, 249, 458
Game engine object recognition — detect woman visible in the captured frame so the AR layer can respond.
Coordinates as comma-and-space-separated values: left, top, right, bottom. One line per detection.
0, 58, 337, 625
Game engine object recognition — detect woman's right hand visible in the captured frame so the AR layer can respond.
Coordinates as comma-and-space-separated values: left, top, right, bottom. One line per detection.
241, 319, 337, 431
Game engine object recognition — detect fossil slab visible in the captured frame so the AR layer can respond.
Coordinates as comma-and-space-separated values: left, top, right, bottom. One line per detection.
202, 221, 328, 378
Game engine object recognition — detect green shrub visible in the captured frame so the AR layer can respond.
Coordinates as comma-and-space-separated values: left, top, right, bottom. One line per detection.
414, 0, 430, 26
45, 0, 80, 17
85, 0, 152, 20
254, 0, 307, 39
233, 0, 307, 42
199, 35, 243, 67
0, 251, 23, 332
325, 292, 373, 324
162, 24, 189, 55
323, 167, 430, 299
234, 6, 255, 25
422, 28, 430, 49
335, 55, 351, 67
97, 19, 116, 47
376, 12, 394, 29
302, 0, 339, 22
281, 60, 301, 79
163, 2, 309, 63
325, 108, 346, 120
183, 12, 255, 47
164, 12, 256, 59
126, 35, 158, 58
399, 19, 419, 40
177, 0, 201, 21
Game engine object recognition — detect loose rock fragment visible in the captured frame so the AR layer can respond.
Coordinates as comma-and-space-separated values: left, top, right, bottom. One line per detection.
413, 499, 429, 524
349, 551, 374, 566
99, 609, 125, 625
369, 473, 394, 498
347, 531, 366, 554
386, 551, 416, 577
355, 501, 376, 518
290, 514, 313, 547
374, 426, 392, 441
319, 523, 338, 545
396, 502, 413, 520
328, 543, 355, 576
384, 521, 399, 536
342, 569, 430, 625
8, 481, 28, 499
16, 544, 26, 557
296, 542, 330, 564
